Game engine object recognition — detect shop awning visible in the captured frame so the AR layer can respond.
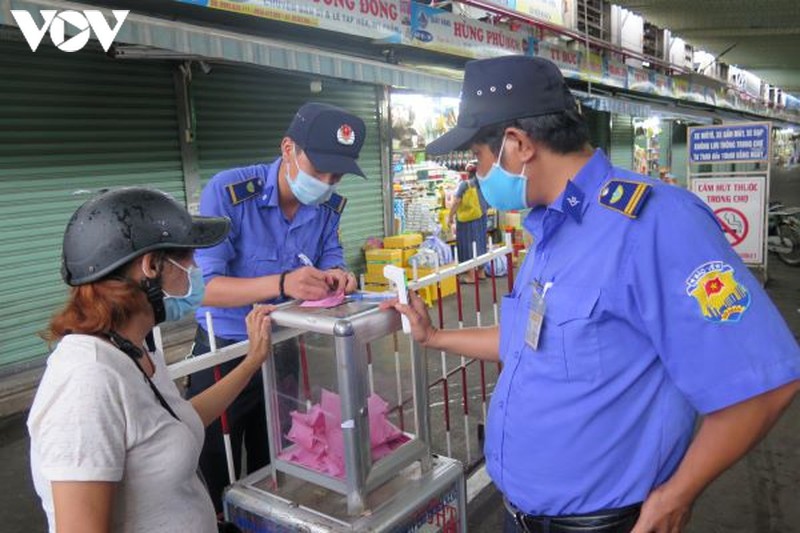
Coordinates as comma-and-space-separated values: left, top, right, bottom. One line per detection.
578, 94, 653, 118
0, 0, 463, 96
577, 92, 718, 124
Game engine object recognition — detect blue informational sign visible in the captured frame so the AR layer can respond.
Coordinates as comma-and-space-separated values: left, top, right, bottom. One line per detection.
689, 123, 771, 163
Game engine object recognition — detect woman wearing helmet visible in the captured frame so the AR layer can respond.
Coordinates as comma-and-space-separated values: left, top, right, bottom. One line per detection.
27, 187, 272, 533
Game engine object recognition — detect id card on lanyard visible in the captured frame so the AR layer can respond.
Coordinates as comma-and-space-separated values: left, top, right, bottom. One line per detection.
525, 280, 552, 350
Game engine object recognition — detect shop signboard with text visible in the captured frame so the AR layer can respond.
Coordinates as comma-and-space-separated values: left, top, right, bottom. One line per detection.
690, 177, 766, 264
578, 50, 604, 84
408, 3, 532, 59
536, 40, 580, 79
175, 0, 531, 59
603, 57, 627, 88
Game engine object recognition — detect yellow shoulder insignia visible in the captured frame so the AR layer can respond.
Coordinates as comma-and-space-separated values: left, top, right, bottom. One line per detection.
322, 192, 347, 214
226, 177, 263, 206
598, 179, 652, 219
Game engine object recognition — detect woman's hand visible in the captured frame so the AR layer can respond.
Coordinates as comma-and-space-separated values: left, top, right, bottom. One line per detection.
380, 291, 438, 347
191, 304, 276, 427
244, 304, 274, 368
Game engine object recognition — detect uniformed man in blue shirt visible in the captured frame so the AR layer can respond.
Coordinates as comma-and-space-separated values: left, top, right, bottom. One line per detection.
387, 56, 800, 532
189, 102, 364, 512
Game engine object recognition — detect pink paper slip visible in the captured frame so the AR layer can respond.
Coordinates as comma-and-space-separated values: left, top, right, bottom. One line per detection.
300, 289, 346, 308
278, 389, 410, 479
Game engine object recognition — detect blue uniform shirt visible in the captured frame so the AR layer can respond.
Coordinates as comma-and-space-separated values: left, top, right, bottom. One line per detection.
486, 149, 800, 515
195, 157, 346, 339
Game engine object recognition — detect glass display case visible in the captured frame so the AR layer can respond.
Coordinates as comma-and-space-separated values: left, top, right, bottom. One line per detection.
265, 299, 437, 503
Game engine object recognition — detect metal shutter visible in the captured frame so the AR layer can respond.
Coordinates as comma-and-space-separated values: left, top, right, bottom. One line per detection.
191, 65, 385, 271
609, 114, 634, 169
0, 39, 184, 371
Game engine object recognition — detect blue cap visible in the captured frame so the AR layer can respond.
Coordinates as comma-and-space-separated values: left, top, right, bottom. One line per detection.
427, 56, 577, 155
286, 102, 367, 178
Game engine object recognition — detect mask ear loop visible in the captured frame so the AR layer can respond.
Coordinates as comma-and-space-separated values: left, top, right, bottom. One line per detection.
497, 135, 528, 179
500, 134, 530, 207
283, 143, 298, 183
164, 258, 193, 299
291, 143, 307, 181
495, 135, 508, 170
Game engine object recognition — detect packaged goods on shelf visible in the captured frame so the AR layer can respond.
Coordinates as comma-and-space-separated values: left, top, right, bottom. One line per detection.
404, 198, 440, 234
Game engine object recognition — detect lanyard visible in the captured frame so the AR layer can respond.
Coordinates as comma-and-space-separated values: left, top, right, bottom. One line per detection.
106, 330, 180, 421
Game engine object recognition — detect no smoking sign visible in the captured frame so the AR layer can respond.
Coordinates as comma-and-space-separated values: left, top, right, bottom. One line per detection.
690, 176, 766, 265
714, 207, 749, 247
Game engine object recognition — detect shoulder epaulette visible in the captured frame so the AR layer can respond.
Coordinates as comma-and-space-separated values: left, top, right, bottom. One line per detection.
322, 192, 347, 214
226, 177, 263, 206
598, 179, 652, 219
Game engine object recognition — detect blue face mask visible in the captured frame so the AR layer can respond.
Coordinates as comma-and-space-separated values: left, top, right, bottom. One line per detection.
288, 146, 336, 206
476, 137, 529, 211
162, 259, 205, 322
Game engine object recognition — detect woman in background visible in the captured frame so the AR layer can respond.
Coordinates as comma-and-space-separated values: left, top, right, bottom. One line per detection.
448, 163, 489, 283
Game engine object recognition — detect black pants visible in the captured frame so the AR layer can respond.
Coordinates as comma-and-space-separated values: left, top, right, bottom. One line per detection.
187, 326, 299, 513
503, 501, 641, 533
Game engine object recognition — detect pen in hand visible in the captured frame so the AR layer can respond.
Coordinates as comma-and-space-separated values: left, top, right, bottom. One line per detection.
297, 253, 313, 267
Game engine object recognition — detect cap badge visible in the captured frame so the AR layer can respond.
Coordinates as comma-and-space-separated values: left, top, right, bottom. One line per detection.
337, 124, 355, 146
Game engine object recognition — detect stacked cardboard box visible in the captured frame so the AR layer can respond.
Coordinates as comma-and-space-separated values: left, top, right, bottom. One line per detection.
364, 248, 403, 292
364, 234, 458, 304
363, 233, 423, 293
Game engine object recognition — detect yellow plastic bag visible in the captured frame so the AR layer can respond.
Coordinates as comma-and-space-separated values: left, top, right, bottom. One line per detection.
456, 185, 482, 223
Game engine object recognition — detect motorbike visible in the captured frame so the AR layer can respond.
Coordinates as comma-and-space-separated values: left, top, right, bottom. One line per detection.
767, 202, 800, 266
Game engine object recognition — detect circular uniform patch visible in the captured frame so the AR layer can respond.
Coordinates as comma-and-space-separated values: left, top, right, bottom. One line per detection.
337, 124, 355, 146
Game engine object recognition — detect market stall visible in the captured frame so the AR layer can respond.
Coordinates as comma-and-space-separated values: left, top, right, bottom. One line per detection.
389, 93, 500, 254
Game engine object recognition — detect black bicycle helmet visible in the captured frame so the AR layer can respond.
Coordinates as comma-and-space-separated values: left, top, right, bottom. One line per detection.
62, 187, 230, 286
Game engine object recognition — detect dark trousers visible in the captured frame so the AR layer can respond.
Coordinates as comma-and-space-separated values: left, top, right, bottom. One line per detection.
503, 500, 641, 533
187, 326, 299, 513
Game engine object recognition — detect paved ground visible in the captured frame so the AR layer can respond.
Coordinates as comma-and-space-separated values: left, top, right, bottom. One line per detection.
1, 165, 798, 532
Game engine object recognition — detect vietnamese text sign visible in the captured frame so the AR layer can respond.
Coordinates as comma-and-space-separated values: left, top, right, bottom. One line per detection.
537, 41, 580, 78
689, 123, 771, 163
409, 3, 531, 59
690, 176, 766, 264
175, 0, 531, 60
